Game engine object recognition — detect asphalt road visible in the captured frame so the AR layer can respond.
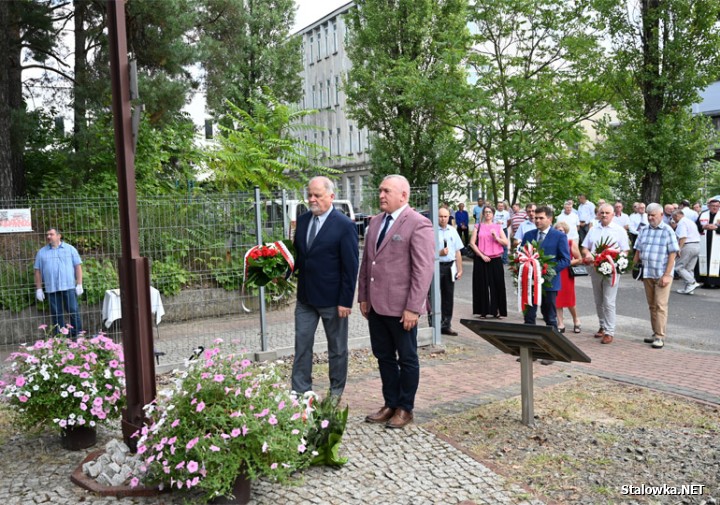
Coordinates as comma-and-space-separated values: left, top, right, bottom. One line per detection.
452, 257, 720, 353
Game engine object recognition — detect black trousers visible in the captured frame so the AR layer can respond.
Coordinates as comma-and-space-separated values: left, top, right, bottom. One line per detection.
440, 261, 455, 330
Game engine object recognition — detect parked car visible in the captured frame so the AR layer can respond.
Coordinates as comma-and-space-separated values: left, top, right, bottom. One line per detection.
264, 199, 356, 240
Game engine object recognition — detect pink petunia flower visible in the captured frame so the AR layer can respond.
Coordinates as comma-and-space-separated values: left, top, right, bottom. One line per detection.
186, 437, 199, 450
321, 419, 330, 429
187, 461, 199, 473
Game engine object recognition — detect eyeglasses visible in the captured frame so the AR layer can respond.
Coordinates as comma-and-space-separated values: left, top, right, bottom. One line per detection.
483, 210, 493, 214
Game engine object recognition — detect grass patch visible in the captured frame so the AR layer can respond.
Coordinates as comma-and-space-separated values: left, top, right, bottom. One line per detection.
426, 373, 720, 504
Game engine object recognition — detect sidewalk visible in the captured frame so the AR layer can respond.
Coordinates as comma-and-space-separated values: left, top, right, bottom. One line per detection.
1, 305, 718, 504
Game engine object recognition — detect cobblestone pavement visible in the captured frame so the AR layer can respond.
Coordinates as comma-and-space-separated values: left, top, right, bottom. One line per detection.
2, 276, 719, 504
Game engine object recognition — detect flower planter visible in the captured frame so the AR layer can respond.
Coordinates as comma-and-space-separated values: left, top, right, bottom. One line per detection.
61, 425, 97, 451
210, 471, 251, 505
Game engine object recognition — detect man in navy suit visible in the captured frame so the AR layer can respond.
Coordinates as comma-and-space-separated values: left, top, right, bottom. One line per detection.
520, 205, 570, 329
291, 177, 359, 399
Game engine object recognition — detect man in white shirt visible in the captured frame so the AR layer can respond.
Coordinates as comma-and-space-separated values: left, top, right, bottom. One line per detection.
494, 201, 511, 264
437, 207, 464, 335
613, 201, 631, 232
679, 199, 698, 222
577, 194, 596, 245
672, 209, 701, 294
556, 200, 580, 241
581, 204, 630, 345
629, 202, 649, 246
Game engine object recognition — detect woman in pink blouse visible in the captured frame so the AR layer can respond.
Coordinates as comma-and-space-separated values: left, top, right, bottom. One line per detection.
469, 205, 509, 318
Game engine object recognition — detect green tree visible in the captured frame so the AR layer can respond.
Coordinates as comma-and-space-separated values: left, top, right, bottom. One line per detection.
463, 0, 611, 206
207, 93, 335, 192
200, 0, 301, 122
344, 0, 471, 187
596, 0, 720, 203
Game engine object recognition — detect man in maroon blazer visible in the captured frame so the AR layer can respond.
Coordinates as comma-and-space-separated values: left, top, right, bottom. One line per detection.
358, 175, 435, 429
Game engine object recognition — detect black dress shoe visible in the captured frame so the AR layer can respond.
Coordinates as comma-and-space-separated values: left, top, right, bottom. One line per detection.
441, 328, 458, 336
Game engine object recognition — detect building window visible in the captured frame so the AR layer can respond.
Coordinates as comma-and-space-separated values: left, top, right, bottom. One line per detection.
334, 76, 340, 105
317, 30, 322, 60
309, 36, 314, 62
326, 79, 331, 107
336, 127, 341, 155
321, 131, 325, 157
348, 177, 356, 205
358, 128, 362, 152
319, 82, 324, 108
333, 22, 338, 53
325, 26, 330, 56
311, 84, 316, 108
328, 129, 333, 156
348, 125, 354, 154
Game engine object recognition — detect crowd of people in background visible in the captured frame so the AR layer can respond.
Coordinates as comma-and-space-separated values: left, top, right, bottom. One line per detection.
439, 194, 720, 351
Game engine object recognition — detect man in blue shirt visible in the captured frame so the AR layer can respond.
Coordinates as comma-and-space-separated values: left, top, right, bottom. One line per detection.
455, 202, 470, 245
34, 228, 84, 337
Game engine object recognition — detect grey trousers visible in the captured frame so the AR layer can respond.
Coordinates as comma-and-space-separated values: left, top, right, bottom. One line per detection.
589, 269, 619, 335
676, 242, 700, 287
291, 300, 349, 397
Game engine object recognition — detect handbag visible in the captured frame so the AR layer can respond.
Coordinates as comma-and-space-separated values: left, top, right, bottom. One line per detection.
569, 265, 589, 277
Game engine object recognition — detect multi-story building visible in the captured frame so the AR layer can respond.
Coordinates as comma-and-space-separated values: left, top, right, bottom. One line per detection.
295, 2, 372, 210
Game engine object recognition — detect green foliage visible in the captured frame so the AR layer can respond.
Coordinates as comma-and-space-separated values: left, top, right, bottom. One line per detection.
595, 0, 720, 202
345, 0, 471, 187
0, 261, 34, 313
597, 109, 717, 203
135, 351, 312, 500
208, 254, 244, 291
207, 94, 336, 192
81, 258, 118, 307
151, 259, 193, 297
1, 333, 125, 432
199, 0, 301, 122
304, 392, 349, 467
463, 0, 612, 204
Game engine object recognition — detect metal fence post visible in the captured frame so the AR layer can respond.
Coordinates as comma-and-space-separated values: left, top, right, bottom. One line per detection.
254, 187, 268, 351
429, 181, 441, 345
281, 189, 288, 240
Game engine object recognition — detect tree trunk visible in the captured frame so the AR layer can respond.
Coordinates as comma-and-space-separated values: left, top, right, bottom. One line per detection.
9, 24, 25, 198
73, 0, 88, 148
641, 170, 662, 204
0, 1, 12, 201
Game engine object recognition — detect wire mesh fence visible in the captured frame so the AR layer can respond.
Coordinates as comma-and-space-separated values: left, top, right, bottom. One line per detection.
0, 183, 436, 367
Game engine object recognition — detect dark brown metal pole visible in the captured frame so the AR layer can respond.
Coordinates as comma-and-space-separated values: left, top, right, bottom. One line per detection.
107, 0, 156, 451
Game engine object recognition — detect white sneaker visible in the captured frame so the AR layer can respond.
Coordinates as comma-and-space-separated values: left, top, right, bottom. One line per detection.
675, 288, 687, 294
651, 337, 664, 349
685, 282, 701, 294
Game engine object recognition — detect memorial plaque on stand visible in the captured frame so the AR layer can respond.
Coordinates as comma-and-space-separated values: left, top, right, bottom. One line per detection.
461, 319, 591, 426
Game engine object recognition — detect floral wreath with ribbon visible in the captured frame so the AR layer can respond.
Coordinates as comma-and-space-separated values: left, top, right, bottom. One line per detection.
508, 241, 557, 311
241, 240, 295, 310
592, 236, 628, 287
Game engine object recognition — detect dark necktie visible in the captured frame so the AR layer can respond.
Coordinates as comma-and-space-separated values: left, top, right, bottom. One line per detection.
538, 230, 546, 246
376, 214, 393, 250
307, 216, 318, 248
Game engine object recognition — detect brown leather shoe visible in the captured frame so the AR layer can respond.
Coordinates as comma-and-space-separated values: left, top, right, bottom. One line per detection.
365, 406, 396, 424
594, 328, 605, 339
600, 334, 613, 344
385, 408, 414, 429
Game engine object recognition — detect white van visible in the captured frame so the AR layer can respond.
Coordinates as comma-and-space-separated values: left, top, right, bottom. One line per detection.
264, 199, 355, 240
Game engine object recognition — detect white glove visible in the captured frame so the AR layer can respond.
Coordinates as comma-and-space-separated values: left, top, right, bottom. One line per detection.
36, 288, 45, 302
75, 284, 84, 296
